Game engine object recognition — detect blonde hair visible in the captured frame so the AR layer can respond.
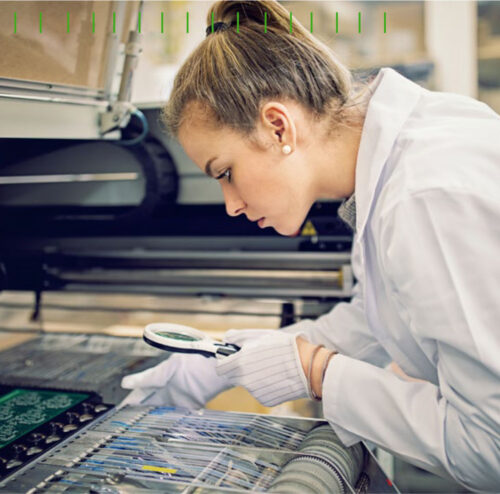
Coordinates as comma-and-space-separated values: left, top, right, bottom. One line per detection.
160, 1, 363, 141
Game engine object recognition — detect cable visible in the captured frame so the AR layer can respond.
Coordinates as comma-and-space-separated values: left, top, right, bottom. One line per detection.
114, 109, 149, 147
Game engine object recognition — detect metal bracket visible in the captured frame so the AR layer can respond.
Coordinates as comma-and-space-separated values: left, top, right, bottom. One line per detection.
99, 100, 135, 135
99, 24, 144, 137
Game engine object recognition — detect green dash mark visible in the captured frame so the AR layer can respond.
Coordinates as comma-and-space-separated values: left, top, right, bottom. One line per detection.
13, 9, 385, 37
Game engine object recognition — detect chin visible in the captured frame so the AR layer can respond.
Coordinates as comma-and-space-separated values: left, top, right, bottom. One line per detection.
273, 223, 301, 237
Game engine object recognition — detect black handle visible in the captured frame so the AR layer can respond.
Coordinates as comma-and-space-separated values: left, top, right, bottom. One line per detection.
215, 343, 240, 357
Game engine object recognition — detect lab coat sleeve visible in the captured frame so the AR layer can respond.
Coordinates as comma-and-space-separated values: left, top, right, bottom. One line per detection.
282, 242, 392, 369
322, 189, 500, 492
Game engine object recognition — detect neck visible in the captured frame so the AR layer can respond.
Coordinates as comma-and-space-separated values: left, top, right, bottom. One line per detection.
316, 113, 365, 200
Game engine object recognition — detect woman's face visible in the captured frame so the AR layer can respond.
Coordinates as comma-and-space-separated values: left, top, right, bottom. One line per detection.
178, 102, 318, 236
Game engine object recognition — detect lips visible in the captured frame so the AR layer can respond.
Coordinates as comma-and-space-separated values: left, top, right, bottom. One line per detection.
247, 216, 266, 228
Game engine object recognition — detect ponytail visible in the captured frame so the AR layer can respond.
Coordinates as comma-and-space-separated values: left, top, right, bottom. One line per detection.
161, 0, 360, 140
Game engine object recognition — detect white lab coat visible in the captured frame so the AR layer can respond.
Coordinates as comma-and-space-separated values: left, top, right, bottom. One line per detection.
286, 68, 500, 491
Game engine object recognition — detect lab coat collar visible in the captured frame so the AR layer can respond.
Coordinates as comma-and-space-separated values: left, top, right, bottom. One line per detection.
355, 68, 423, 240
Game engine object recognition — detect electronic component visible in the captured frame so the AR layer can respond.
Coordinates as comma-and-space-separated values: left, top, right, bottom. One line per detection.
0, 406, 397, 493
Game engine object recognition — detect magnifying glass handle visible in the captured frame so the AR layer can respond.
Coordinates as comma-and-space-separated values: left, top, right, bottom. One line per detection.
215, 343, 240, 357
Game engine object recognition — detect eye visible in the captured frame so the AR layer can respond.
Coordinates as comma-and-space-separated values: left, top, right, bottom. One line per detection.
216, 169, 232, 183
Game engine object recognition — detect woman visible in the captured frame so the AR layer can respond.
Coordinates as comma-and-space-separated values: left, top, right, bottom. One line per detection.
121, 1, 500, 491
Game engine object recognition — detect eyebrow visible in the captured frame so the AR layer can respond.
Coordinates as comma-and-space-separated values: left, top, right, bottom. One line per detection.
204, 156, 218, 178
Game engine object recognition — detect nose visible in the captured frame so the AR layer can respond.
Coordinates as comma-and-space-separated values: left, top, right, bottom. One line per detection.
222, 184, 245, 217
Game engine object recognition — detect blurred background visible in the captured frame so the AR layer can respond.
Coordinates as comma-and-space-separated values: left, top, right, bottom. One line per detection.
131, 1, 499, 110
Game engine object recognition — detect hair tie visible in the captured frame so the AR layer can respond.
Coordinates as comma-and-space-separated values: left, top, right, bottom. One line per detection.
206, 21, 231, 37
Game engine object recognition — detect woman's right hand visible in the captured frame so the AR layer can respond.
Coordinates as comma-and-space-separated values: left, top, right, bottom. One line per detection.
119, 352, 233, 409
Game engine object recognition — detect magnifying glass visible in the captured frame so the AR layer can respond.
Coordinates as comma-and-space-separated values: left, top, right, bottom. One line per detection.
143, 323, 240, 358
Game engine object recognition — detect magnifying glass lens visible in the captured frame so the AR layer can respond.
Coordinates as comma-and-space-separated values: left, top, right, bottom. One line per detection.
155, 331, 200, 342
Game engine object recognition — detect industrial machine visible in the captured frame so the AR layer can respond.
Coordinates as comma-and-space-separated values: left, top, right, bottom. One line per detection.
0, 390, 397, 493
0, 102, 369, 491
0, 78, 387, 493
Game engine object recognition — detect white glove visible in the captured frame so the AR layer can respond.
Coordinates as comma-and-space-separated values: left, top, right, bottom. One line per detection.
120, 352, 232, 409
216, 329, 311, 407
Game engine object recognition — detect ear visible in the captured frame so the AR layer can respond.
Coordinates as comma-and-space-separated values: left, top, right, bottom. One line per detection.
259, 101, 297, 152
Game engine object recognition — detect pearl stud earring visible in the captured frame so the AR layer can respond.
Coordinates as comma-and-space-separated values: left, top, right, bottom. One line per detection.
282, 145, 292, 155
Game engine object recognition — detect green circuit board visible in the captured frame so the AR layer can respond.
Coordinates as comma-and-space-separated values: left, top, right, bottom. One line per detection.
0, 389, 89, 448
